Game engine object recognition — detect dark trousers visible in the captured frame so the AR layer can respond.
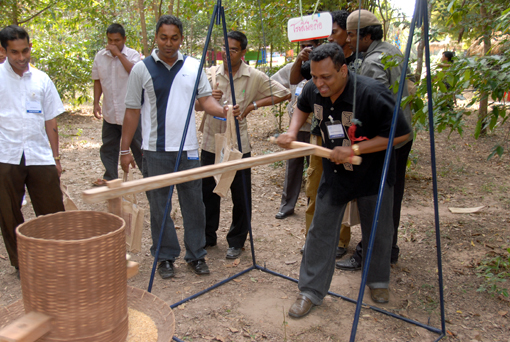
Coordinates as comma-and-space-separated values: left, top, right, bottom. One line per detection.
0, 156, 65, 268
299, 185, 394, 305
353, 140, 413, 263
201, 150, 251, 248
278, 131, 310, 215
100, 119, 143, 180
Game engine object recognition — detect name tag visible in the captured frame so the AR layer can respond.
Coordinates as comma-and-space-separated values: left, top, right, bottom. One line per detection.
295, 86, 303, 96
213, 116, 226, 121
187, 149, 199, 160
26, 100, 42, 113
326, 121, 345, 139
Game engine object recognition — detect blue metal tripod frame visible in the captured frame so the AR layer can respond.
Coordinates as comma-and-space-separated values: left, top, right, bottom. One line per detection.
144, 0, 446, 340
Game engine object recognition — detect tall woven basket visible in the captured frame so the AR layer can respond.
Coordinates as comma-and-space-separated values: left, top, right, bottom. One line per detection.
16, 211, 128, 342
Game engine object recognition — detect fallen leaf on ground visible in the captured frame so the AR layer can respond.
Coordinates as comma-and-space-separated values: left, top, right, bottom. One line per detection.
447, 330, 457, 336
285, 260, 297, 265
233, 278, 242, 283
0, 254, 6, 260
498, 311, 508, 317
214, 336, 225, 342
232, 258, 240, 266
229, 327, 239, 333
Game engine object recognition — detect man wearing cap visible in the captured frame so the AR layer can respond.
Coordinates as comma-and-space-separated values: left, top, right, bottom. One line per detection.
336, 9, 413, 271
279, 43, 410, 318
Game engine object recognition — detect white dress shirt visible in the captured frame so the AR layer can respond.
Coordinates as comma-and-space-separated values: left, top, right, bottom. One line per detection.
0, 61, 65, 166
91, 45, 141, 125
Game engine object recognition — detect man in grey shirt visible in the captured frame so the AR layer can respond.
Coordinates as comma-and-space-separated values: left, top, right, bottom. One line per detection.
337, 9, 413, 271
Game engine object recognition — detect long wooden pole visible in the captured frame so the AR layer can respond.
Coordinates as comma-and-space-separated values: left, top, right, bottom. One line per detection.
83, 142, 362, 204
83, 146, 315, 203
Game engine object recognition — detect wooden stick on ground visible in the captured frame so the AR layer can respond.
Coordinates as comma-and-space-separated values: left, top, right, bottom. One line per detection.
83, 146, 317, 204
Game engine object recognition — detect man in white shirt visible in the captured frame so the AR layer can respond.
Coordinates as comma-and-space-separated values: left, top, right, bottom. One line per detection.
0, 25, 65, 275
91, 23, 142, 186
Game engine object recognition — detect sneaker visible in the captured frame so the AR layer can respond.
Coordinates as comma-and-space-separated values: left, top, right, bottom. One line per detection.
226, 247, 242, 259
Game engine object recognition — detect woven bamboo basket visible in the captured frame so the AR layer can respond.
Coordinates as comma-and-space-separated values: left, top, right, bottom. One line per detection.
16, 211, 128, 342
0, 287, 174, 342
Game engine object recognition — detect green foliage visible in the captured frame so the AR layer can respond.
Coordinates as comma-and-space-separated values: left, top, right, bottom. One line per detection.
409, 49, 510, 151
476, 248, 510, 298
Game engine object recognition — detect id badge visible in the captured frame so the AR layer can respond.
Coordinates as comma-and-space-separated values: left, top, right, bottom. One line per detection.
325, 120, 345, 139
187, 149, 199, 160
26, 100, 42, 114
294, 86, 303, 97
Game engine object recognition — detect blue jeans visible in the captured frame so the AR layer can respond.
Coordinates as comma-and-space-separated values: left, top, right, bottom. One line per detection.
142, 150, 207, 262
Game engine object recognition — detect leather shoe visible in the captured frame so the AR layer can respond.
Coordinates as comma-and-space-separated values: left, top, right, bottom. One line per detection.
288, 294, 315, 318
336, 247, 347, 258
226, 247, 242, 259
370, 287, 389, 303
275, 211, 292, 219
188, 259, 210, 275
158, 260, 175, 279
335, 257, 361, 271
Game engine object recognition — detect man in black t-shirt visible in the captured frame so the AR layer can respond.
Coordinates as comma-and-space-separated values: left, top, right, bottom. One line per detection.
277, 43, 410, 318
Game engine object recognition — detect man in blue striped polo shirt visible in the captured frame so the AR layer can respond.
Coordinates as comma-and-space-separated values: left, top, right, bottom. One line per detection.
120, 15, 238, 279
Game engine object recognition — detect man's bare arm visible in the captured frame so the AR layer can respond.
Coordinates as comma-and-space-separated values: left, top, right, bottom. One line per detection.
93, 80, 103, 119
329, 134, 411, 165
240, 93, 291, 119
290, 47, 312, 84
45, 118, 62, 177
276, 107, 310, 148
120, 108, 141, 172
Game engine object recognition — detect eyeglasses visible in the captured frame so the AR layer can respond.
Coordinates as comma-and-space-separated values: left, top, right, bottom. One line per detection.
221, 46, 241, 54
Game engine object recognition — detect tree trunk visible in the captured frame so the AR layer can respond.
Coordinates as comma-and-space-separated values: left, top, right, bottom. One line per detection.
138, 0, 149, 57
414, 1, 432, 82
12, 1, 18, 25
478, 2, 491, 135
415, 27, 425, 81
270, 43, 273, 69
153, 0, 160, 22
176, 0, 180, 17
168, 0, 174, 15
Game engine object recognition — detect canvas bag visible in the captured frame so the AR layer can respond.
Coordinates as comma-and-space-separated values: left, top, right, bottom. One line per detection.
213, 105, 243, 197
121, 171, 144, 253
61, 183, 78, 211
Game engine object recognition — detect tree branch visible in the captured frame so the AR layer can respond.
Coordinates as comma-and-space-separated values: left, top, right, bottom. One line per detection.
18, 2, 55, 24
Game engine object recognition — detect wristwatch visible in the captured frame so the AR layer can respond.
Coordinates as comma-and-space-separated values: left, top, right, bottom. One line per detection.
351, 144, 361, 156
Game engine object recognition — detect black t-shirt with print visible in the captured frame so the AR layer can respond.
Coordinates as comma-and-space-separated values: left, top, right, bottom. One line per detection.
296, 72, 411, 204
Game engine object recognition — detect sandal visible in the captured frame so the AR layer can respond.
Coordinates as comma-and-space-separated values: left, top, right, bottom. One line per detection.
92, 179, 108, 187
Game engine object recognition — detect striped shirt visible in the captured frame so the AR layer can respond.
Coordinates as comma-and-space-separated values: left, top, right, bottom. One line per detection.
125, 50, 212, 151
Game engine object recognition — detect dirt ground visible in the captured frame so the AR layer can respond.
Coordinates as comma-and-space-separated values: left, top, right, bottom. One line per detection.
1, 101, 510, 341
